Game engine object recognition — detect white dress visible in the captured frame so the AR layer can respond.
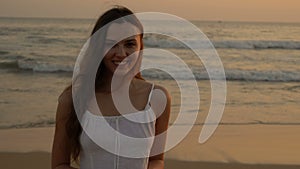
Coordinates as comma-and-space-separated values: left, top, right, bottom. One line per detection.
80, 84, 156, 169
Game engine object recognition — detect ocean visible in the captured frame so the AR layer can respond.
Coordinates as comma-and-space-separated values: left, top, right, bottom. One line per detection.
0, 17, 299, 129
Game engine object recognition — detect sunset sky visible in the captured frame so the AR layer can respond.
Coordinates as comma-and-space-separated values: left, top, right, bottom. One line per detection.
0, 0, 299, 22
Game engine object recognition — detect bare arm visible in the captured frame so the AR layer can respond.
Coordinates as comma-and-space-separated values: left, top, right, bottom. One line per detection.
148, 85, 171, 169
52, 90, 78, 169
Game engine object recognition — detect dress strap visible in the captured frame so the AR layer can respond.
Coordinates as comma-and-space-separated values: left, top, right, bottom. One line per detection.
146, 83, 155, 106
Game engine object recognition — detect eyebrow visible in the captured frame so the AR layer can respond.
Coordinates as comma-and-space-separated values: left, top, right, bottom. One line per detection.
106, 37, 138, 43
125, 39, 137, 42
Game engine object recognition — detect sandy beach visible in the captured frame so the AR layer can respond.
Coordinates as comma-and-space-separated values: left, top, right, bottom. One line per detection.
1, 152, 300, 169
1, 125, 299, 169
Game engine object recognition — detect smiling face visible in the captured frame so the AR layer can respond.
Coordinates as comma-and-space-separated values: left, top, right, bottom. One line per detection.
102, 22, 142, 77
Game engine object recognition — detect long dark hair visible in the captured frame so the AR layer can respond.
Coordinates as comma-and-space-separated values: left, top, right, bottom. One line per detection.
65, 6, 144, 162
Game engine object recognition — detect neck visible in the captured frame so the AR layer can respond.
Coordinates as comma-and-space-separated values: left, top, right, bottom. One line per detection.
97, 70, 133, 93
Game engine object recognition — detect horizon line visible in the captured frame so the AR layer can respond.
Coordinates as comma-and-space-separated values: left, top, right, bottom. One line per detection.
0, 15, 299, 24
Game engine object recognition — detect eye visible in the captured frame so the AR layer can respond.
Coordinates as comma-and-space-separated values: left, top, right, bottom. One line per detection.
125, 40, 137, 48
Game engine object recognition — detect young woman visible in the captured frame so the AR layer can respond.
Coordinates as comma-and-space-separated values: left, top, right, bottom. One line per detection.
52, 6, 171, 169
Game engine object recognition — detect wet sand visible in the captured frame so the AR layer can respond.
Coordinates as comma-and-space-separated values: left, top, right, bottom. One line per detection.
0, 125, 300, 169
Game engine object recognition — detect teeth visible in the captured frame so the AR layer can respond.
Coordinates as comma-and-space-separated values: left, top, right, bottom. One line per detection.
114, 61, 127, 65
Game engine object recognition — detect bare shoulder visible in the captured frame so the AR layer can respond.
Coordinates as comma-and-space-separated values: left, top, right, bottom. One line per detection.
56, 87, 73, 121
134, 78, 170, 99
133, 78, 153, 92
150, 83, 171, 118
58, 87, 72, 104
153, 84, 171, 100
133, 79, 171, 112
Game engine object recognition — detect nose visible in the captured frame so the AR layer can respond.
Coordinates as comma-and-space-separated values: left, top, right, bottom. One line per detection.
115, 45, 127, 57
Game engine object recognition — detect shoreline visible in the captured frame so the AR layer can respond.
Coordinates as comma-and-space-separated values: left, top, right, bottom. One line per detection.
1, 152, 300, 169
1, 125, 300, 168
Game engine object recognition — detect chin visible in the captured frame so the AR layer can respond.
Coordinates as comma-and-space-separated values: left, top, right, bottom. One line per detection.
112, 69, 131, 77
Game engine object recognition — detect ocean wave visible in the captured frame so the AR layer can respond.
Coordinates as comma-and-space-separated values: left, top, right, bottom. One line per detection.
1, 59, 300, 82
0, 60, 19, 69
213, 40, 300, 49
1, 56, 299, 82
26, 35, 66, 44
0, 26, 28, 33
0, 57, 73, 72
0, 59, 73, 73
223, 69, 300, 82
0, 50, 9, 55
17, 59, 73, 72
0, 119, 55, 129
143, 69, 300, 82
143, 35, 300, 50
284, 85, 300, 92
